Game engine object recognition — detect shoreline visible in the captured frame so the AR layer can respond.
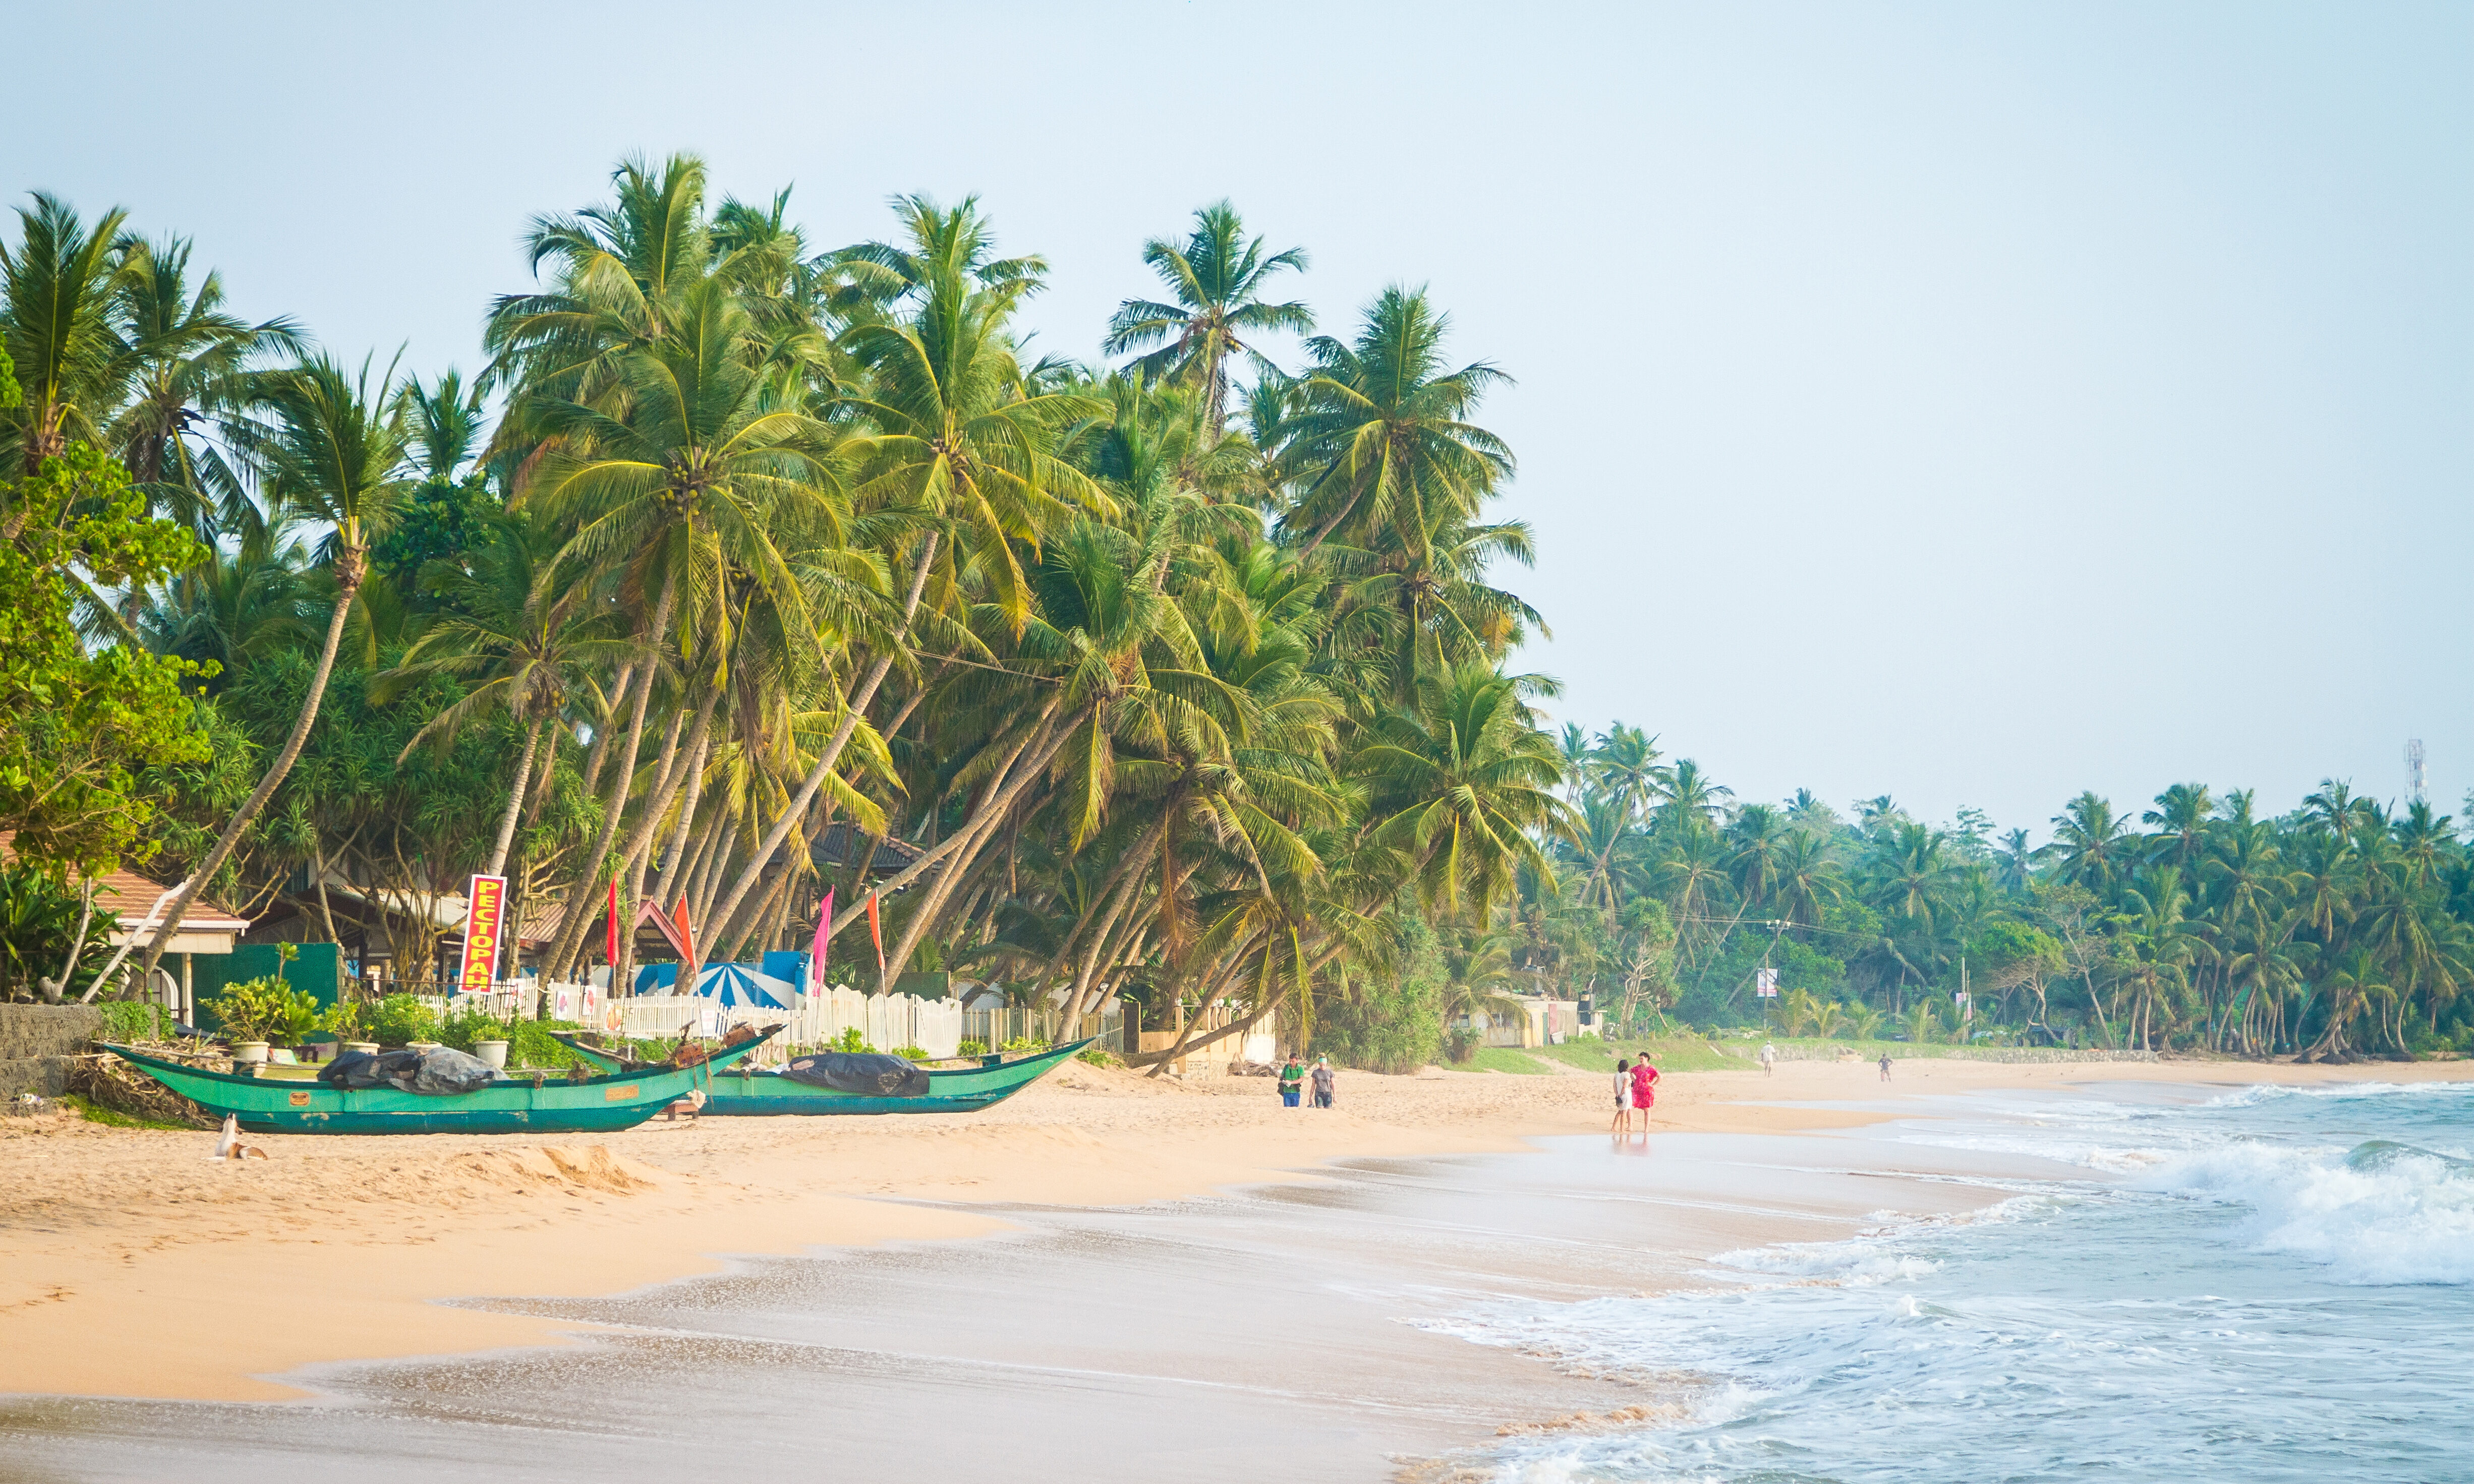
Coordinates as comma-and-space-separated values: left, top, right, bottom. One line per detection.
5, 1053, 2468, 1405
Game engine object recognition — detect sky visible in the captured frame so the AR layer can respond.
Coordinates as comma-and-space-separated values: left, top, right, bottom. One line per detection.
13, 2, 2469, 841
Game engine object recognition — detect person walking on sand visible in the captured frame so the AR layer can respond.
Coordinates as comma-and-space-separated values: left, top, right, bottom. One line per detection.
1759, 1042, 1777, 1077
1878, 1052, 1893, 1083
1279, 1055, 1305, 1107
1612, 1057, 1636, 1135
1629, 1056, 1661, 1131
1310, 1056, 1336, 1109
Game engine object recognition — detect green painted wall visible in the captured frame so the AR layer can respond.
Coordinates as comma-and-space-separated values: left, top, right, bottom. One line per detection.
192, 942, 342, 1031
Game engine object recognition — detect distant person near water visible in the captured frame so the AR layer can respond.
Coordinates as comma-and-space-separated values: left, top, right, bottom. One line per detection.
1612, 1057, 1636, 1134
1879, 1053, 1893, 1083
1629, 1056, 1660, 1130
1759, 1042, 1777, 1077
1310, 1056, 1336, 1108
1279, 1056, 1304, 1107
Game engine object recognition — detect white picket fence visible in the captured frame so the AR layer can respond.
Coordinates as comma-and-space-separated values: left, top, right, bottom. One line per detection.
610, 987, 963, 1061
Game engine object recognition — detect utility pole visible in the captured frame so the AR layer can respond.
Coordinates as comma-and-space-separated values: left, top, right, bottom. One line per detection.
2405, 739, 2427, 806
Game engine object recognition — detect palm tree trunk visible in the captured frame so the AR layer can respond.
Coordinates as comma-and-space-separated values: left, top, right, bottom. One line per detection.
544, 576, 674, 975
831, 700, 1073, 952
483, 714, 548, 877
612, 686, 718, 993
701, 531, 938, 962
649, 730, 714, 910
128, 555, 365, 993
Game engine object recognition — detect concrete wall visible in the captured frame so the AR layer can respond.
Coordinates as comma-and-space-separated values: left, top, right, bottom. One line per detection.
0, 1004, 102, 1098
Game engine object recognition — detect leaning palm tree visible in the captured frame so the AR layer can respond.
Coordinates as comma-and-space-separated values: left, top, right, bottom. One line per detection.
693, 199, 1104, 965
523, 273, 846, 973
135, 354, 412, 986
1105, 200, 1311, 434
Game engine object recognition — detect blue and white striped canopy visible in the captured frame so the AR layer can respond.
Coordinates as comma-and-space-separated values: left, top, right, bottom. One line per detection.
694, 962, 797, 1009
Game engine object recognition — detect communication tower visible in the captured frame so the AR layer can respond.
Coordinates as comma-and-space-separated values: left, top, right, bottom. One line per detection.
2405, 739, 2427, 805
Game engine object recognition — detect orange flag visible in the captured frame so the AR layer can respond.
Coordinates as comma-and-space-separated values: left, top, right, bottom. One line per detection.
866, 894, 884, 974
675, 896, 695, 985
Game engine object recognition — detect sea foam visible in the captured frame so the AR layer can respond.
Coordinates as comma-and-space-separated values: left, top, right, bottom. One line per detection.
2139, 1138, 2474, 1285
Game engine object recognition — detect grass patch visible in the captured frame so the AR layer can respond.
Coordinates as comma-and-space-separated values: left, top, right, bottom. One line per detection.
1601, 1036, 1743, 1073
1460, 1046, 1556, 1075
61, 1094, 196, 1132
1526, 1041, 1619, 1073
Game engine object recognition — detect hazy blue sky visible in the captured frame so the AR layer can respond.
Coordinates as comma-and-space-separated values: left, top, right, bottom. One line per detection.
15, 2, 2469, 840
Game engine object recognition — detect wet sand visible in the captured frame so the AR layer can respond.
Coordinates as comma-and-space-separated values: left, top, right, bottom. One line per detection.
3, 1053, 2467, 1480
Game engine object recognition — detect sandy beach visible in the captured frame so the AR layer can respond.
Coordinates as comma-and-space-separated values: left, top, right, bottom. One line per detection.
7, 1050, 2469, 1417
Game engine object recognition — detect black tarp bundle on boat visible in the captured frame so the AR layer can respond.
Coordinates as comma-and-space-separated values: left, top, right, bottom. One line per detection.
318, 1046, 497, 1095
781, 1051, 930, 1096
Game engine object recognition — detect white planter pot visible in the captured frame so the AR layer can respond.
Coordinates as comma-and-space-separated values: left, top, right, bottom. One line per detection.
473, 1040, 509, 1069
230, 1041, 270, 1065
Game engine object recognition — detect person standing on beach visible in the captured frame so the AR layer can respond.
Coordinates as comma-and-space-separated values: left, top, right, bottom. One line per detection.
1612, 1057, 1635, 1134
1279, 1056, 1304, 1107
1629, 1056, 1660, 1130
1310, 1056, 1336, 1108
1878, 1053, 1892, 1083
1759, 1042, 1777, 1077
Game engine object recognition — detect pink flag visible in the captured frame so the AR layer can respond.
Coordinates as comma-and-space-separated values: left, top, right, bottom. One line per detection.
809, 887, 834, 991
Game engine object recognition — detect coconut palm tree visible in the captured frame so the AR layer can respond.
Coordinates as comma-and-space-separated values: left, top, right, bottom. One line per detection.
1105, 200, 1311, 434
2047, 791, 2135, 895
381, 517, 627, 876
108, 235, 301, 543
1, 194, 132, 489
1357, 662, 1571, 922
1275, 286, 1512, 561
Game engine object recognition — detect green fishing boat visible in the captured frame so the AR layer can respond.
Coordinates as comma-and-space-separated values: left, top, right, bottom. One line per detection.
102, 1033, 775, 1135
552, 1033, 1088, 1116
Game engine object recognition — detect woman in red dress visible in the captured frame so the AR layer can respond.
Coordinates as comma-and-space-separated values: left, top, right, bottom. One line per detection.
1628, 1057, 1660, 1131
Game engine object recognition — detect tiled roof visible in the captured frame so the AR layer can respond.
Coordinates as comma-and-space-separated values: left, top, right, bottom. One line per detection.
0, 834, 251, 932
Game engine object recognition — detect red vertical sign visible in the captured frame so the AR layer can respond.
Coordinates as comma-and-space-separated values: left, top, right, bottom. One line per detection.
460, 874, 509, 990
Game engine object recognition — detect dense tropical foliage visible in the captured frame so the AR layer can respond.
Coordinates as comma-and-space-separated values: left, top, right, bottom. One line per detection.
4, 157, 2468, 1061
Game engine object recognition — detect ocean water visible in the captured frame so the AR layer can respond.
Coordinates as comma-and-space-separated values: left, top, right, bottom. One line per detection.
1438, 1081, 2474, 1483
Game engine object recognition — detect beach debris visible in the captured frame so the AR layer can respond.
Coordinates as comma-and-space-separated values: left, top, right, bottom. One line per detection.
663, 1087, 707, 1121
209, 1113, 269, 1161
66, 1051, 218, 1128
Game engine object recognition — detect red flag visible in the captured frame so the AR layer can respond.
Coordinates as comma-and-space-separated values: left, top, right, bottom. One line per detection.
675, 896, 696, 984
605, 880, 619, 966
866, 894, 884, 974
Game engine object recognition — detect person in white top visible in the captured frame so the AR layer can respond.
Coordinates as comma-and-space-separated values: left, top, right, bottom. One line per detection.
1759, 1042, 1777, 1077
1611, 1057, 1635, 1134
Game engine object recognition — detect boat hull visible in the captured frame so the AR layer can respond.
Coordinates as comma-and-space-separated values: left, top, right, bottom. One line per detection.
553, 1035, 1087, 1116
102, 1037, 771, 1135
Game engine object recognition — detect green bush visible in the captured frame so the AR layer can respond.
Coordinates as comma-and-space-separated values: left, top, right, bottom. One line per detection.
1312, 967, 1446, 1074
438, 1001, 508, 1053
365, 993, 439, 1047
316, 998, 366, 1040
509, 1019, 583, 1069
201, 975, 322, 1043
892, 1044, 931, 1061
1076, 1045, 1117, 1066
832, 1026, 875, 1053
97, 1000, 166, 1044
1000, 1036, 1044, 1053
957, 1038, 987, 1057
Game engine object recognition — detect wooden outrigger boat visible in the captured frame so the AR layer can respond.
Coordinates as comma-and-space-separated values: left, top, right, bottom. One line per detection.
552, 1033, 1088, 1116
102, 1032, 776, 1135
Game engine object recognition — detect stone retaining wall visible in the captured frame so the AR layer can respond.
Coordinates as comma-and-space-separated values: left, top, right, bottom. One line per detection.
0, 1004, 103, 1098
